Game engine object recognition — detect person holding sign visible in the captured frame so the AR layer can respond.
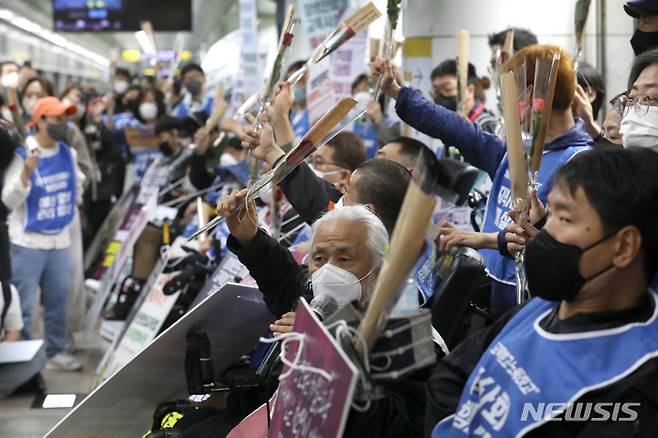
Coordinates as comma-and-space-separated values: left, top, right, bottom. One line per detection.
218, 199, 429, 437
372, 45, 593, 313
1, 97, 84, 371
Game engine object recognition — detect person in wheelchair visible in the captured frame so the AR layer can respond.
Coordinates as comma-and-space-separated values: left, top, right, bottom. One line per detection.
425, 148, 658, 437
148, 203, 432, 437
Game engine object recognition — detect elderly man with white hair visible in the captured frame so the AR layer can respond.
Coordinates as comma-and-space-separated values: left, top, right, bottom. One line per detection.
218, 189, 388, 333
217, 189, 430, 438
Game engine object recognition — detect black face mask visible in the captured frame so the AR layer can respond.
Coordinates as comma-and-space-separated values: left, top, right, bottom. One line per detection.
185, 80, 203, 97
433, 93, 458, 112
525, 229, 617, 302
631, 29, 658, 56
159, 141, 174, 156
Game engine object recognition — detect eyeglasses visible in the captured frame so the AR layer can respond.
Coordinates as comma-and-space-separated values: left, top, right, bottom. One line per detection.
620, 94, 658, 117
609, 92, 627, 117
306, 156, 347, 170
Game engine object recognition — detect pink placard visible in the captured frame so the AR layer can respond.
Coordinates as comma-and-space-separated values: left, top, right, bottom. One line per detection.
269, 298, 358, 438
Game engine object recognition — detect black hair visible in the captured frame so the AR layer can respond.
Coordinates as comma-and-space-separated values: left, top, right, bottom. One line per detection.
225, 136, 243, 151
431, 59, 479, 85
353, 159, 411, 234
134, 87, 166, 124
576, 61, 606, 119
20, 77, 54, 99
552, 148, 658, 280
180, 63, 204, 80
386, 136, 426, 167
178, 110, 208, 138
116, 84, 142, 114
0, 119, 19, 171
155, 115, 183, 136
286, 60, 306, 76
488, 28, 538, 51
59, 82, 83, 101
114, 67, 132, 80
327, 131, 366, 171
351, 73, 369, 94
628, 49, 658, 90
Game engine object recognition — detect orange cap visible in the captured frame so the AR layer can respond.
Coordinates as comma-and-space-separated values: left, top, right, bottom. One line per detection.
32, 96, 76, 126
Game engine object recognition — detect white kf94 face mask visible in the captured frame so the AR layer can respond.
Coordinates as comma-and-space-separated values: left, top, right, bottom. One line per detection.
310, 164, 343, 179
620, 106, 658, 151
311, 263, 367, 307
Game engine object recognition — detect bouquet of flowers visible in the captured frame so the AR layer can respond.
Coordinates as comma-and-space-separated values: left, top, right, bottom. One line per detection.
188, 98, 359, 241
357, 146, 441, 351
237, 5, 297, 117
501, 71, 531, 303
528, 51, 561, 187
372, 0, 402, 100
514, 57, 530, 141
456, 30, 470, 115
286, 2, 382, 87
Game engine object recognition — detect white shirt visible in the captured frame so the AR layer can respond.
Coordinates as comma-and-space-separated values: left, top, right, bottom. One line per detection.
0, 283, 23, 337
1, 136, 84, 249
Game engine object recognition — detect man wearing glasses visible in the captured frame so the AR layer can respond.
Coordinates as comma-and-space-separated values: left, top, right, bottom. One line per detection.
619, 50, 658, 150
574, 50, 658, 150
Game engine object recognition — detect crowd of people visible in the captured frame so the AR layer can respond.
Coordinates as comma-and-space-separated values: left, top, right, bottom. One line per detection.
0, 0, 657, 437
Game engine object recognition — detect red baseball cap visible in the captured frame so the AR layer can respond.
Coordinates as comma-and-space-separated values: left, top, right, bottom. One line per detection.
32, 96, 76, 126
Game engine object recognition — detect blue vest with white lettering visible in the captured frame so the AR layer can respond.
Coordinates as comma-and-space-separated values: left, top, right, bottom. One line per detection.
433, 292, 658, 437
414, 238, 435, 306
480, 146, 589, 285
352, 120, 379, 159
174, 96, 214, 119
16, 143, 76, 235
291, 109, 309, 139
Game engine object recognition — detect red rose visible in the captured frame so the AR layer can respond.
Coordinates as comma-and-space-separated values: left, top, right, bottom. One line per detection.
532, 98, 545, 112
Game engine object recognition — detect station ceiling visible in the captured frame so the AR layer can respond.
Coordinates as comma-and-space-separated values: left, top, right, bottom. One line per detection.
1, 0, 276, 63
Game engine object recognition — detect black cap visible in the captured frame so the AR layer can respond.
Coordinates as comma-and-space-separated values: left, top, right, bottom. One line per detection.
625, 0, 658, 18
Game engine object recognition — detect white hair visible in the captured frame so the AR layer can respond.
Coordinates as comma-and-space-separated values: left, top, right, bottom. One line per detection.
310, 204, 389, 267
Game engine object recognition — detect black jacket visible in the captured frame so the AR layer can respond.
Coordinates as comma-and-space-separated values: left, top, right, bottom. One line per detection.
277, 159, 342, 226
189, 153, 215, 190
227, 229, 311, 318
227, 227, 430, 437
425, 293, 658, 437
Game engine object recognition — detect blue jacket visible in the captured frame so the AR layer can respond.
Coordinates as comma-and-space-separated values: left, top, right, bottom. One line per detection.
395, 87, 592, 288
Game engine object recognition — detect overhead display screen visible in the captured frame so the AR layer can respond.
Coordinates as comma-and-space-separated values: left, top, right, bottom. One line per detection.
53, 0, 192, 32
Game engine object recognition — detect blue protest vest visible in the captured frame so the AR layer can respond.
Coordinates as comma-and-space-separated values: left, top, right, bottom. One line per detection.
16, 142, 76, 235
414, 238, 435, 306
352, 120, 379, 159
133, 149, 163, 180
174, 96, 214, 119
113, 112, 136, 130
291, 108, 309, 139
205, 160, 249, 204
480, 146, 589, 285
433, 292, 658, 437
